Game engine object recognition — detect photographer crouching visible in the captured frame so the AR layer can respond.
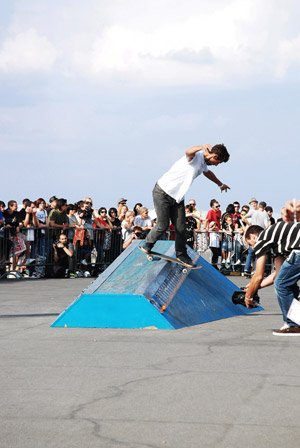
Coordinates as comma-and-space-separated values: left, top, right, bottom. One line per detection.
45, 233, 75, 278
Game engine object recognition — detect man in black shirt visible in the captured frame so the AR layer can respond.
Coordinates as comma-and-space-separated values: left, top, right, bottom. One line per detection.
47, 233, 74, 278
244, 222, 300, 336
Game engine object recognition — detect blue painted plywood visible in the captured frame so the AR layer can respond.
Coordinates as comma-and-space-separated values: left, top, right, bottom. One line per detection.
51, 240, 263, 329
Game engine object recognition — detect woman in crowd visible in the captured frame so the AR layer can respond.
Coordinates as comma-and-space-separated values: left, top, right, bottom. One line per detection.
121, 210, 135, 241
35, 198, 48, 257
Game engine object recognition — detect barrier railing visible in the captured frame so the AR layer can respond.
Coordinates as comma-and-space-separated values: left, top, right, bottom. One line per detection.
0, 227, 273, 279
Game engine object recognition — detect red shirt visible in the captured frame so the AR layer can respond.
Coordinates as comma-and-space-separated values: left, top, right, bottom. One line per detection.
206, 209, 221, 229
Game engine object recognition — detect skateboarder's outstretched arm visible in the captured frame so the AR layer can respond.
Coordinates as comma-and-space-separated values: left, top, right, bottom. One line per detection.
203, 170, 230, 192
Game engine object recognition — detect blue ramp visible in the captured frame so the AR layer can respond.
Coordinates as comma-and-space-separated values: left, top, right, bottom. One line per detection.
51, 241, 263, 329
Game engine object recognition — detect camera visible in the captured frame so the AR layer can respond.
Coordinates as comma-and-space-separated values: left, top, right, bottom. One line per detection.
232, 287, 260, 307
80, 206, 93, 219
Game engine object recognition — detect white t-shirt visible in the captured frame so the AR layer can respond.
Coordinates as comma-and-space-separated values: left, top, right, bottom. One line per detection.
158, 151, 208, 203
246, 209, 269, 228
209, 231, 221, 248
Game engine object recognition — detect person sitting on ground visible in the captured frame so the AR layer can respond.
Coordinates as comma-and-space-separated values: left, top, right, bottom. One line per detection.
123, 226, 144, 250
46, 233, 74, 278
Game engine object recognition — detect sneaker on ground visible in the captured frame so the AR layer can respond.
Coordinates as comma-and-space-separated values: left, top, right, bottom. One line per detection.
69, 273, 78, 278
235, 259, 241, 265
221, 259, 226, 264
80, 259, 88, 265
273, 326, 300, 336
280, 322, 290, 331
176, 254, 195, 267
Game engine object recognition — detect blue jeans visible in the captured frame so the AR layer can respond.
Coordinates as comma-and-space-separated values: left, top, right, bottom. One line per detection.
145, 183, 187, 257
244, 245, 256, 272
274, 251, 300, 326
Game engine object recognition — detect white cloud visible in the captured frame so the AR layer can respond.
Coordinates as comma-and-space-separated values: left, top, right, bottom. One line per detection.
276, 34, 300, 78
0, 0, 300, 85
0, 28, 57, 72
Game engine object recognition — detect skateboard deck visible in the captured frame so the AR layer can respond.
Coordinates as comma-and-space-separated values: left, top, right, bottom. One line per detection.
139, 247, 202, 272
232, 288, 260, 308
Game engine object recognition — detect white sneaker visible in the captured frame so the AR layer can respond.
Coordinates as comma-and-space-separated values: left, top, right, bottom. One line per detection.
226, 258, 231, 264
280, 323, 290, 331
80, 259, 88, 265
235, 259, 241, 265
221, 259, 226, 264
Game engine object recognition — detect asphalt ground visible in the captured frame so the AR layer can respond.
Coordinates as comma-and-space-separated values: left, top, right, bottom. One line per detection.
1, 275, 300, 448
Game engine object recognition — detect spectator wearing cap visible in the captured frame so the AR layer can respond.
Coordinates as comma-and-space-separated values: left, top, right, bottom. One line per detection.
117, 198, 127, 216
242, 198, 269, 229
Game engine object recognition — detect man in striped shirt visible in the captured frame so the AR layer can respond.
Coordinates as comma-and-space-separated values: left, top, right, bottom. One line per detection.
244, 221, 300, 336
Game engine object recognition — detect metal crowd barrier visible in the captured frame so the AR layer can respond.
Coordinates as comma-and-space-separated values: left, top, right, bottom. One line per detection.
0, 227, 273, 279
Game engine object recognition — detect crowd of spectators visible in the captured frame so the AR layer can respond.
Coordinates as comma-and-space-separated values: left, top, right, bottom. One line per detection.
0, 194, 278, 279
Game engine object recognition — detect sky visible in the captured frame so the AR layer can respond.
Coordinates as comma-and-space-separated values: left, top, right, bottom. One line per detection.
1, 0, 300, 215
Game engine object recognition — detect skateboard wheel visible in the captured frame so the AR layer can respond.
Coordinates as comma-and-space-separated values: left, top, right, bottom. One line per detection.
182, 268, 188, 274
161, 305, 166, 312
147, 255, 154, 262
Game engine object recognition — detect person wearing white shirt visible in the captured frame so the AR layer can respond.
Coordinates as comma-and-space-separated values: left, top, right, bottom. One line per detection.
140, 143, 230, 267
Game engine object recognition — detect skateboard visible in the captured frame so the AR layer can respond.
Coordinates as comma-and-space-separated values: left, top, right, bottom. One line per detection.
139, 247, 202, 273
232, 287, 260, 308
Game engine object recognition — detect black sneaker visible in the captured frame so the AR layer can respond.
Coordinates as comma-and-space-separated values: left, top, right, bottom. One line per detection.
139, 242, 154, 254
176, 254, 195, 268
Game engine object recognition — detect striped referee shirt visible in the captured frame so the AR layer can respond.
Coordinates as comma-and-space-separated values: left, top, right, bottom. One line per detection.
253, 221, 300, 259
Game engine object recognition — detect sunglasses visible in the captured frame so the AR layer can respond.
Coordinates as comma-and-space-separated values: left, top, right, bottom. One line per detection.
100, 210, 107, 214
215, 205, 220, 208
85, 201, 92, 205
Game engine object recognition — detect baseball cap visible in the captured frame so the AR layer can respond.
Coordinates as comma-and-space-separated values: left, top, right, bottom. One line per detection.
209, 221, 218, 229
118, 198, 127, 204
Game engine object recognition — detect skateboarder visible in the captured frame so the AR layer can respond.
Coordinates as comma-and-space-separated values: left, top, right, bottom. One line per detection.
140, 143, 230, 267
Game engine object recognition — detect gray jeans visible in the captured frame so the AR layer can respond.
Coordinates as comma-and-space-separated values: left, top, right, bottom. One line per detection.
145, 183, 187, 257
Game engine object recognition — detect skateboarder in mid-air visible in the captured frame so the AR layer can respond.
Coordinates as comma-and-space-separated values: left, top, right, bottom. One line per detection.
140, 143, 230, 267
